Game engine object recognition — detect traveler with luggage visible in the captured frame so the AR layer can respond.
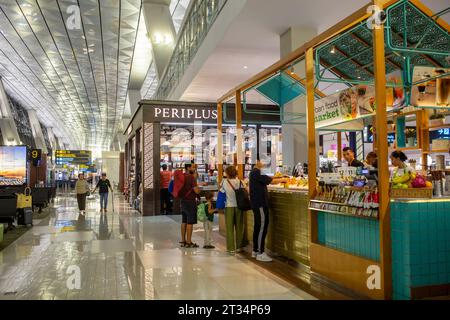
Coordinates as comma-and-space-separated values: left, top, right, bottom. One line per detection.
92, 173, 113, 213
75, 173, 90, 215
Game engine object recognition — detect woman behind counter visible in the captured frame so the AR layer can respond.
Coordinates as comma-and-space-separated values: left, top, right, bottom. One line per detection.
364, 152, 378, 170
390, 150, 415, 179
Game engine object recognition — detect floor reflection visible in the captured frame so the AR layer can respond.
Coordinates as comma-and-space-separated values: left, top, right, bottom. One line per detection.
0, 193, 315, 300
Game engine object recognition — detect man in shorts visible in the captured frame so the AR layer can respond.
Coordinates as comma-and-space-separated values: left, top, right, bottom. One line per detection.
180, 163, 200, 248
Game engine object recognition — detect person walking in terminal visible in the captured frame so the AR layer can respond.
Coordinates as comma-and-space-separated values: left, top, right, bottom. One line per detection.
343, 147, 364, 167
75, 173, 89, 215
180, 163, 201, 248
220, 166, 245, 254
160, 164, 173, 215
93, 173, 113, 213
249, 160, 288, 262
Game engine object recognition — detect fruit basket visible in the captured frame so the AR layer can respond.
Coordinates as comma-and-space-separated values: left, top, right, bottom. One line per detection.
390, 187, 433, 199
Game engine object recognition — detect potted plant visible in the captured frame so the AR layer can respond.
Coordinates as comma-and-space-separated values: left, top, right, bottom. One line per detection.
387, 120, 395, 132
405, 128, 416, 147
429, 113, 446, 126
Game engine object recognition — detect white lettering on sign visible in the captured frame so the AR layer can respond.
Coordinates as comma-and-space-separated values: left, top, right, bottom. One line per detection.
366, 265, 381, 290
152, 107, 218, 121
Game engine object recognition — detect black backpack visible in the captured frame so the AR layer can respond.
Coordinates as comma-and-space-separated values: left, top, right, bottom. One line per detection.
227, 180, 252, 211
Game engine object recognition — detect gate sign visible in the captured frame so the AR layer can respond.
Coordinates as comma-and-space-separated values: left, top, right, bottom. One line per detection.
30, 149, 42, 166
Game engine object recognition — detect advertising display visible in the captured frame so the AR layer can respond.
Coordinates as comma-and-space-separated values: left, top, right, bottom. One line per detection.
0, 146, 27, 186
411, 66, 450, 108
315, 71, 404, 129
55, 150, 92, 166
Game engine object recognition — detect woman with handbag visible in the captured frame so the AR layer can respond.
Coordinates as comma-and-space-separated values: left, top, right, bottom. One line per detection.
75, 173, 90, 215
220, 166, 245, 255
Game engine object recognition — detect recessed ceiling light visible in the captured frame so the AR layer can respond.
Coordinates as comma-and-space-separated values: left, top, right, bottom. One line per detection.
243, 66, 248, 69
330, 46, 336, 54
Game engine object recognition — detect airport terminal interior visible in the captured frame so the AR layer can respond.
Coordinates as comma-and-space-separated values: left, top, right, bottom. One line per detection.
0, 0, 450, 301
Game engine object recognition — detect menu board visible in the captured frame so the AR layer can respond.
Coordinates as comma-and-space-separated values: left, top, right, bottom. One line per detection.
55, 150, 91, 166
411, 66, 450, 108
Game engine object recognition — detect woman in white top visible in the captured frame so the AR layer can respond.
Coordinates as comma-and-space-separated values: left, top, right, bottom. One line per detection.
220, 165, 245, 254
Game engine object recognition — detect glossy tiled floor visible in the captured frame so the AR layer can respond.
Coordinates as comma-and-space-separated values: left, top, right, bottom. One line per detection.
0, 194, 316, 300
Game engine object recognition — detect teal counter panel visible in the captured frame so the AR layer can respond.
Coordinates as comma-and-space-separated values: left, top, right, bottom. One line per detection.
391, 200, 450, 300
317, 211, 380, 262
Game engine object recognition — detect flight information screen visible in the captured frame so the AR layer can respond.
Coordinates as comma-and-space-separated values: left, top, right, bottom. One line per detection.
55, 150, 92, 166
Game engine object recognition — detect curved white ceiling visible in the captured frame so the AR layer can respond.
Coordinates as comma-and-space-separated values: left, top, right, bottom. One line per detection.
0, 0, 142, 150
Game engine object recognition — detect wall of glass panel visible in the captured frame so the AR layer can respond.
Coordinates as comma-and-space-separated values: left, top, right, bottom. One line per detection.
154, 0, 228, 100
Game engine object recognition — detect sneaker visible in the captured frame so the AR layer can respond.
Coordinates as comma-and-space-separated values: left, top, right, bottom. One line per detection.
252, 251, 258, 258
256, 252, 273, 262
186, 243, 199, 248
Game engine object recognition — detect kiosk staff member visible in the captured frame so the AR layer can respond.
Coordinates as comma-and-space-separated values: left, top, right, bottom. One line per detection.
343, 147, 364, 167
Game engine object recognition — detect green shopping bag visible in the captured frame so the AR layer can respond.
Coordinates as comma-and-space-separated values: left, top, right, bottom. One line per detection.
197, 203, 207, 223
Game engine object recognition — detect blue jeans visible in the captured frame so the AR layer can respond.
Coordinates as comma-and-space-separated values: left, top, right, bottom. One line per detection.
100, 192, 109, 209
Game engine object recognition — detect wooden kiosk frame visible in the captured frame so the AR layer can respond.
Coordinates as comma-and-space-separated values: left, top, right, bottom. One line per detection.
216, 0, 450, 299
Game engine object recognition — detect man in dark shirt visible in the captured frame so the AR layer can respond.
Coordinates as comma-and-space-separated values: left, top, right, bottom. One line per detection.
93, 173, 113, 213
249, 160, 287, 262
343, 147, 364, 167
180, 163, 200, 248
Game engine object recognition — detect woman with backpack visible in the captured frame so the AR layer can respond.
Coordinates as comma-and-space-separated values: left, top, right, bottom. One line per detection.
220, 166, 245, 254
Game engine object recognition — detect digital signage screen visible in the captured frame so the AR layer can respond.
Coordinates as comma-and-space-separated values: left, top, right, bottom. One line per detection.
0, 146, 28, 186
364, 125, 396, 144
430, 128, 450, 141
55, 150, 92, 166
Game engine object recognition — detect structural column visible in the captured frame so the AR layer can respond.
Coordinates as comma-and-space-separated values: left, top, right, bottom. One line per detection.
128, 90, 142, 116
280, 27, 317, 169
217, 103, 224, 183
235, 91, 244, 180
27, 109, 48, 154
373, 0, 391, 299
0, 78, 21, 146
305, 48, 317, 243
142, 0, 176, 80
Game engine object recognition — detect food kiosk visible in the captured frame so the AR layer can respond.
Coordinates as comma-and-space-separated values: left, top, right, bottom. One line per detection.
217, 0, 450, 299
